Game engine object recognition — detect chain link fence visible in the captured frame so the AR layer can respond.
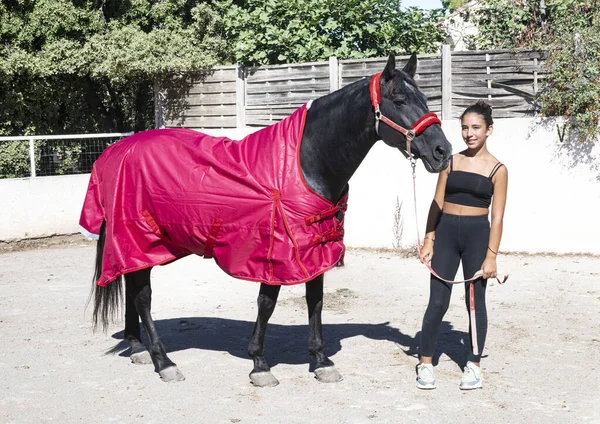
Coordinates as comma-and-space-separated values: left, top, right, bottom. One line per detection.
0, 133, 133, 179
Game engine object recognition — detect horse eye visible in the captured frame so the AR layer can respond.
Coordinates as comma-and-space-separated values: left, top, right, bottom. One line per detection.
393, 96, 406, 106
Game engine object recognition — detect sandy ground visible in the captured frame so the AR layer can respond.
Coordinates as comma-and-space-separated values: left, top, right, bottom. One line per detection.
0, 241, 599, 424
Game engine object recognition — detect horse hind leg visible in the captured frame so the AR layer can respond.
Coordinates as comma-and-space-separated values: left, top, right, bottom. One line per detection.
248, 283, 281, 387
124, 285, 151, 365
126, 269, 185, 382
306, 275, 343, 383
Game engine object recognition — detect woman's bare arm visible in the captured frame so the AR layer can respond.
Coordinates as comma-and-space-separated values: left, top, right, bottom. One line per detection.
481, 165, 508, 277
420, 164, 450, 263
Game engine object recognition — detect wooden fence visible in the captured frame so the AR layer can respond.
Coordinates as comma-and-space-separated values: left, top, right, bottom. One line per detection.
158, 46, 546, 129
450, 49, 545, 119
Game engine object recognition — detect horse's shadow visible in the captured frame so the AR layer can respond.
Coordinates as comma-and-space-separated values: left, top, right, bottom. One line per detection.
109, 318, 474, 370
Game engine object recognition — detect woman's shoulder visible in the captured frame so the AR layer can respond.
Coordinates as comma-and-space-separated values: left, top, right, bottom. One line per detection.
488, 153, 507, 172
475, 151, 506, 170
488, 154, 508, 183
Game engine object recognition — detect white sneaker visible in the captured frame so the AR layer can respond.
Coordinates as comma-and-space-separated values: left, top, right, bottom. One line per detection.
416, 363, 436, 389
460, 361, 483, 390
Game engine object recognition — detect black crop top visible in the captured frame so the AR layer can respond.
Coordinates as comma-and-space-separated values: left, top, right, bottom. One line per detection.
444, 157, 503, 209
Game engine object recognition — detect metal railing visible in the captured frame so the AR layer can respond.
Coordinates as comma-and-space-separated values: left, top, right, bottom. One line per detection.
0, 132, 133, 179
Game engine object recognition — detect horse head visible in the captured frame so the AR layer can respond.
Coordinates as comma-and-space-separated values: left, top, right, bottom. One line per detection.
374, 53, 451, 173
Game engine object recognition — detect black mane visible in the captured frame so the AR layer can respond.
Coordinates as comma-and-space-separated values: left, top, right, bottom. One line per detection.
300, 78, 379, 202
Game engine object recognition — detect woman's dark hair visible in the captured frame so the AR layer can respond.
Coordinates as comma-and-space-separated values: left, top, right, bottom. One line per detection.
460, 100, 493, 127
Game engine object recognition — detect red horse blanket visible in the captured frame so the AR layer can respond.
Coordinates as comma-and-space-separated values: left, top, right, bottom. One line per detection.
80, 105, 347, 286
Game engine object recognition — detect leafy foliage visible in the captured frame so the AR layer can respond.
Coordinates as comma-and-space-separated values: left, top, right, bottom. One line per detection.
0, 0, 228, 136
463, 0, 543, 49
216, 0, 447, 65
538, 6, 600, 140
441, 0, 471, 12
0, 0, 229, 177
0, 142, 30, 179
467, 0, 600, 141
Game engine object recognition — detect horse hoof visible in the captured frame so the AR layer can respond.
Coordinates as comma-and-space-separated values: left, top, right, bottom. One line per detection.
159, 366, 185, 382
249, 371, 279, 387
130, 351, 152, 365
314, 366, 343, 383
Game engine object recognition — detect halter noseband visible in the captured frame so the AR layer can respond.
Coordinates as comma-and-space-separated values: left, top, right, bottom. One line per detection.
369, 72, 442, 160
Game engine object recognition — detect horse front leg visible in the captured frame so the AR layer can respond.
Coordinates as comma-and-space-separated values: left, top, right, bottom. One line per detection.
248, 283, 281, 387
126, 268, 185, 382
306, 274, 343, 383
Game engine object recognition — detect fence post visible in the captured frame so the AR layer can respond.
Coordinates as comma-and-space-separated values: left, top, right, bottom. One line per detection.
329, 57, 339, 93
441, 45, 452, 120
28, 138, 36, 178
486, 53, 492, 101
533, 57, 539, 95
236, 65, 246, 128
154, 76, 165, 129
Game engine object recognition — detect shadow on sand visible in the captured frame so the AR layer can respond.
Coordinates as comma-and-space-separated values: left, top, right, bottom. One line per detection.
107, 318, 476, 370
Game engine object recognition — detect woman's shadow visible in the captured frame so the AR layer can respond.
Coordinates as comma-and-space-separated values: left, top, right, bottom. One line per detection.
108, 318, 473, 370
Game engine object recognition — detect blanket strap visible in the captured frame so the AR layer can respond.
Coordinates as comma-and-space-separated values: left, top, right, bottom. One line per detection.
203, 218, 223, 259
313, 228, 344, 245
305, 203, 347, 225
143, 210, 163, 237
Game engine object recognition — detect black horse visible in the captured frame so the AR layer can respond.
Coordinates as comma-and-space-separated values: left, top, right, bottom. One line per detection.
89, 53, 451, 384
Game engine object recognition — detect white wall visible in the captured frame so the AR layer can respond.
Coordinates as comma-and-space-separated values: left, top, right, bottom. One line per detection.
0, 174, 90, 240
2, 118, 599, 254
346, 118, 600, 254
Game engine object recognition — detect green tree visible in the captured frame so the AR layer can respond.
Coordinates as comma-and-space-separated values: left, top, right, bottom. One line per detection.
465, 0, 544, 49
0, 0, 228, 136
468, 0, 600, 140
538, 3, 600, 140
442, 0, 470, 12
216, 0, 447, 65
0, 0, 229, 177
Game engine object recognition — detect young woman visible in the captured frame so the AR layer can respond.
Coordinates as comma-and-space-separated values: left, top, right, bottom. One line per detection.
415, 101, 508, 390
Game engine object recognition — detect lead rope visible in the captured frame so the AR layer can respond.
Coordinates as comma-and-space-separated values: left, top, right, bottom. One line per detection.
410, 158, 508, 355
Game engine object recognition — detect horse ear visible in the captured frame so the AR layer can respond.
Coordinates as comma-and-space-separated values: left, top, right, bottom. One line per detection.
382, 53, 396, 82
402, 53, 418, 78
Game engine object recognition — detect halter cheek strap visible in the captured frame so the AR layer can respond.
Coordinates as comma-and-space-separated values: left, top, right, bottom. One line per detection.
369, 72, 442, 159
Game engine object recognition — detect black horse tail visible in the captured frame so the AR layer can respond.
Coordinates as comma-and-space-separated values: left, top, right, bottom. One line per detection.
86, 221, 123, 332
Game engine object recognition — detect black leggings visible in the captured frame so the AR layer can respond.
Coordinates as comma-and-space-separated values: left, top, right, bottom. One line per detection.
419, 213, 490, 363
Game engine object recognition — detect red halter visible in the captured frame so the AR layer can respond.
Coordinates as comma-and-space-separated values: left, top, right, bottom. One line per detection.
369, 72, 442, 159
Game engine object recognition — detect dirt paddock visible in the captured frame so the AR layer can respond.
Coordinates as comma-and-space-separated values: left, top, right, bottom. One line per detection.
0, 240, 598, 423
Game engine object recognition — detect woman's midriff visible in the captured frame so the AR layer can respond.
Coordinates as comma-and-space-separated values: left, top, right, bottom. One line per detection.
443, 201, 488, 216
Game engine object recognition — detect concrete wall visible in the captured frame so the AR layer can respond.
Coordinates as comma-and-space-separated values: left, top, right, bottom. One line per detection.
2, 118, 599, 254
345, 118, 600, 255
0, 174, 90, 240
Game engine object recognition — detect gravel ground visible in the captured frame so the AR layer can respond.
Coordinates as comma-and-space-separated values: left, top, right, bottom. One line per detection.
0, 242, 599, 424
